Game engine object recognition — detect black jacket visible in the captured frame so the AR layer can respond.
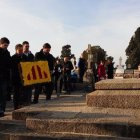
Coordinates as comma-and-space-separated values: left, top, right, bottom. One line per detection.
54, 64, 63, 76
24, 52, 34, 61
11, 53, 27, 86
78, 58, 87, 72
35, 50, 55, 71
107, 63, 114, 79
63, 61, 73, 74
0, 48, 11, 81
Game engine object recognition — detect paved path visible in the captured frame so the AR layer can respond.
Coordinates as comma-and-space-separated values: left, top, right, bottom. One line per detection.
0, 90, 86, 120
1, 89, 140, 139
2, 89, 140, 124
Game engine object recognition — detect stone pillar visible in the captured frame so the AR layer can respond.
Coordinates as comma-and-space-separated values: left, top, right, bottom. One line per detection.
85, 44, 94, 91
87, 44, 93, 69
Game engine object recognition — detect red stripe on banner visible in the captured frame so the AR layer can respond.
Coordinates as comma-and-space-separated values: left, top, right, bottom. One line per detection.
37, 65, 42, 79
27, 74, 31, 80
31, 66, 37, 80
44, 71, 48, 78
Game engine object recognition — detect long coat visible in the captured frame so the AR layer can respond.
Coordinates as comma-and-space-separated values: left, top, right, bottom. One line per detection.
11, 54, 27, 86
35, 50, 55, 71
97, 64, 106, 80
0, 48, 11, 81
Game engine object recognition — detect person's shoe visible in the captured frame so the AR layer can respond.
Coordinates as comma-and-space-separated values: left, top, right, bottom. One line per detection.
46, 96, 51, 100
31, 100, 38, 104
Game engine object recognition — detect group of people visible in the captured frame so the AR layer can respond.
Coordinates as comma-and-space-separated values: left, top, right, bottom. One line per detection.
94, 60, 114, 81
0, 37, 114, 117
78, 54, 114, 83
0, 37, 79, 117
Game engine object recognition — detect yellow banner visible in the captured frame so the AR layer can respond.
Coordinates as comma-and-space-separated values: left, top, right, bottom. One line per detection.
20, 61, 51, 86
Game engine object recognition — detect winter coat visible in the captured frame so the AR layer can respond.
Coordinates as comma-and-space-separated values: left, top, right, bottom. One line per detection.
107, 63, 114, 79
35, 50, 55, 71
0, 48, 11, 81
78, 58, 87, 72
63, 61, 74, 75
24, 52, 34, 61
54, 64, 63, 77
11, 54, 27, 86
97, 64, 106, 80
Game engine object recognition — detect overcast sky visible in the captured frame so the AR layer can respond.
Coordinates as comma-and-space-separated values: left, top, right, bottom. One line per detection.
0, 0, 140, 65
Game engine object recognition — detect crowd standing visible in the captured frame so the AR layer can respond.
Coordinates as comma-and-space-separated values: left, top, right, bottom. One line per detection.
0, 37, 114, 117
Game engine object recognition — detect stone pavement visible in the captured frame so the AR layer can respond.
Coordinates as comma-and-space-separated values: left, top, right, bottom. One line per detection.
0, 82, 140, 139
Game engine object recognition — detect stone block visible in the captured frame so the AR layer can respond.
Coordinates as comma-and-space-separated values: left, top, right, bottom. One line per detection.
26, 117, 140, 138
12, 110, 41, 120
95, 79, 140, 90
87, 90, 140, 109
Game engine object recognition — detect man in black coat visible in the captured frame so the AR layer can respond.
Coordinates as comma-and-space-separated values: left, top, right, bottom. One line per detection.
22, 41, 34, 105
0, 37, 11, 116
33, 43, 55, 103
11, 44, 27, 110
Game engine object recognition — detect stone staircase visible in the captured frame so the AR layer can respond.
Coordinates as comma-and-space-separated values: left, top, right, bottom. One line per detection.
0, 117, 139, 140
1, 79, 140, 139
87, 79, 140, 108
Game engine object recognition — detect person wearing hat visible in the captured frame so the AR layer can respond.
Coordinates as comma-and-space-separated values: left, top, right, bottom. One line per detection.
32, 43, 55, 103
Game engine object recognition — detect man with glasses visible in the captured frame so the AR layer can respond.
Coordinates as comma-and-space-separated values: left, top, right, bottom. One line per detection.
0, 37, 11, 117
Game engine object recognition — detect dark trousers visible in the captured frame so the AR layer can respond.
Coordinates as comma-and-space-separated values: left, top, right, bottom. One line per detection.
0, 80, 8, 112
33, 82, 53, 102
13, 85, 23, 110
54, 74, 63, 93
23, 86, 32, 105
79, 70, 85, 82
63, 73, 71, 92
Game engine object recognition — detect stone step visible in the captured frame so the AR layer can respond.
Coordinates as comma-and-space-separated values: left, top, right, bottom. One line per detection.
12, 109, 41, 121
1, 118, 138, 140
26, 116, 140, 139
0, 117, 140, 140
0, 119, 26, 140
6, 134, 140, 140
0, 120, 25, 130
0, 130, 139, 140
11, 91, 140, 139
95, 79, 140, 90
86, 90, 140, 109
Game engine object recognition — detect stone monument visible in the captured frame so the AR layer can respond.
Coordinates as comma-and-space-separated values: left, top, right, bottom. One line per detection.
84, 44, 94, 91
114, 57, 124, 78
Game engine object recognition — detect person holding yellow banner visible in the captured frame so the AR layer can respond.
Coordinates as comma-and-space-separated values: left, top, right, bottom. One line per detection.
32, 43, 55, 103
22, 41, 34, 105
11, 44, 27, 110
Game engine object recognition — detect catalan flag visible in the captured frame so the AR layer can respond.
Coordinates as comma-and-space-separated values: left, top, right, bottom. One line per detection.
20, 61, 51, 86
